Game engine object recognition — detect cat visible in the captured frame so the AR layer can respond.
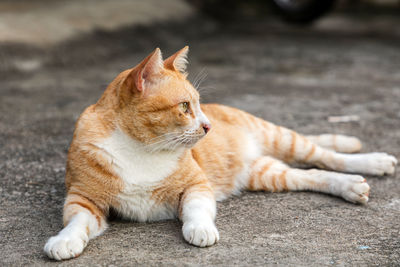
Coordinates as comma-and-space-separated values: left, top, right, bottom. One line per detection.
44, 46, 397, 260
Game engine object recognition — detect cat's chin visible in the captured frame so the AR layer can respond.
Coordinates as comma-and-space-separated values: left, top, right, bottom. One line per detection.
155, 142, 198, 153
182, 142, 198, 149
176, 138, 201, 150
176, 140, 199, 150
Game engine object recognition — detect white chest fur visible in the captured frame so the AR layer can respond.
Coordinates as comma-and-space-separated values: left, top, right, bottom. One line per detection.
97, 129, 182, 222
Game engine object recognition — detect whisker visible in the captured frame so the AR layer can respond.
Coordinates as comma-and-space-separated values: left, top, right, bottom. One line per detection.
192, 68, 208, 91
146, 131, 189, 153
197, 85, 216, 95
144, 128, 204, 154
147, 131, 181, 143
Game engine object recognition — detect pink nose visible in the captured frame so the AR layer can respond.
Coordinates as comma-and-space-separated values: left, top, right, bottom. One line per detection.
202, 123, 211, 134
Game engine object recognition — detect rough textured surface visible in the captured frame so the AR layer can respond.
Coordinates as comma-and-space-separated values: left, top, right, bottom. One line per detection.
1, 5, 400, 267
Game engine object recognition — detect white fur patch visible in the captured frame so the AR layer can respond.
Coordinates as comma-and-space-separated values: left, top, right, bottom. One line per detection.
329, 173, 370, 204
97, 128, 183, 221
340, 152, 397, 176
44, 212, 96, 260
286, 169, 370, 204
182, 219, 219, 247
193, 102, 210, 129
232, 133, 263, 196
117, 188, 177, 222
181, 194, 218, 247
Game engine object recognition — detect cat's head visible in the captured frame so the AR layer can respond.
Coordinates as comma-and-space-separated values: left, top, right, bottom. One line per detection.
110, 47, 211, 152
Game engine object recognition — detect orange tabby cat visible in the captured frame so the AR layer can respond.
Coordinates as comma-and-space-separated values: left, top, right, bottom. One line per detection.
44, 47, 397, 260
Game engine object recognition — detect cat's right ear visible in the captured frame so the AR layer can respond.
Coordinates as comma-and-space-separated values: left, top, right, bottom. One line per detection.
164, 46, 189, 74
124, 48, 164, 94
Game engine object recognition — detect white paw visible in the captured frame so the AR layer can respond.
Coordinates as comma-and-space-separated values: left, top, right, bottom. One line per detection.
182, 220, 219, 247
339, 175, 370, 204
44, 229, 88, 260
364, 153, 397, 176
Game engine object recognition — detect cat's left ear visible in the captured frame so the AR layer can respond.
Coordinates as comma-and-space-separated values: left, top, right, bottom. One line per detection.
123, 48, 164, 95
135, 48, 164, 93
164, 46, 189, 73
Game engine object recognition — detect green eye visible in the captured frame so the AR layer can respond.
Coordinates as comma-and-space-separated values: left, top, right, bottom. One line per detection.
180, 102, 189, 113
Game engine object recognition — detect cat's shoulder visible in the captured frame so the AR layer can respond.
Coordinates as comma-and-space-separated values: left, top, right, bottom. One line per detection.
72, 104, 115, 142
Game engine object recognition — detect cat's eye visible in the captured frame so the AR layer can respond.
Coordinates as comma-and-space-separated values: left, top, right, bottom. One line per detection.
180, 102, 189, 113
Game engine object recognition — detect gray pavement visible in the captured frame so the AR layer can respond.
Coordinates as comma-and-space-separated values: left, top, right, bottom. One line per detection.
1, 3, 400, 266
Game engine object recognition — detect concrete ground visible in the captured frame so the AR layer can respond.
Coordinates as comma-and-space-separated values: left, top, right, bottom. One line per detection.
1, 1, 400, 266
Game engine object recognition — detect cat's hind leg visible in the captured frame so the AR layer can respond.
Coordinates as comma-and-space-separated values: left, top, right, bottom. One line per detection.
305, 134, 362, 153
256, 119, 397, 176
247, 156, 370, 204
44, 193, 107, 260
293, 139, 397, 176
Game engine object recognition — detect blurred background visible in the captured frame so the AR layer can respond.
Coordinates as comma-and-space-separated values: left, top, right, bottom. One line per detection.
1, 0, 400, 266
1, 0, 400, 75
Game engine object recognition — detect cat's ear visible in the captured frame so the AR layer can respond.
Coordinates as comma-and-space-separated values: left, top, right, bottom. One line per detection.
164, 46, 189, 73
128, 48, 164, 93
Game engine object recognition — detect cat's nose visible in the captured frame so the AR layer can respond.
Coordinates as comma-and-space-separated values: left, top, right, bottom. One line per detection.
202, 123, 211, 134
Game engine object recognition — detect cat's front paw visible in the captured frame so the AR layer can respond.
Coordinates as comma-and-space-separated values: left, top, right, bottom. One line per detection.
182, 220, 219, 247
364, 153, 397, 176
44, 229, 88, 260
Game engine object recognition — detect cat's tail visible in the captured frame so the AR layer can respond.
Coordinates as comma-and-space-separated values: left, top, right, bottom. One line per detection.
305, 134, 362, 153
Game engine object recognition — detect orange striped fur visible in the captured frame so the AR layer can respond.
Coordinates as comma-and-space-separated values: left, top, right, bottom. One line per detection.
44, 47, 397, 260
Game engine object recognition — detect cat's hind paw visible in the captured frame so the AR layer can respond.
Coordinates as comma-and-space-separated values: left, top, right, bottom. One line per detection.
365, 153, 397, 176
44, 229, 88, 260
182, 220, 219, 247
340, 175, 370, 204
345, 152, 397, 176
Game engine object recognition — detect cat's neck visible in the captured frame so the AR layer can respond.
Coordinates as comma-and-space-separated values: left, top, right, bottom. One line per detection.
111, 127, 185, 155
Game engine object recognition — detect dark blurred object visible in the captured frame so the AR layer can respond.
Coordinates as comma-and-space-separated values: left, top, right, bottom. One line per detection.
270, 0, 336, 24
186, 0, 240, 19
187, 0, 336, 24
